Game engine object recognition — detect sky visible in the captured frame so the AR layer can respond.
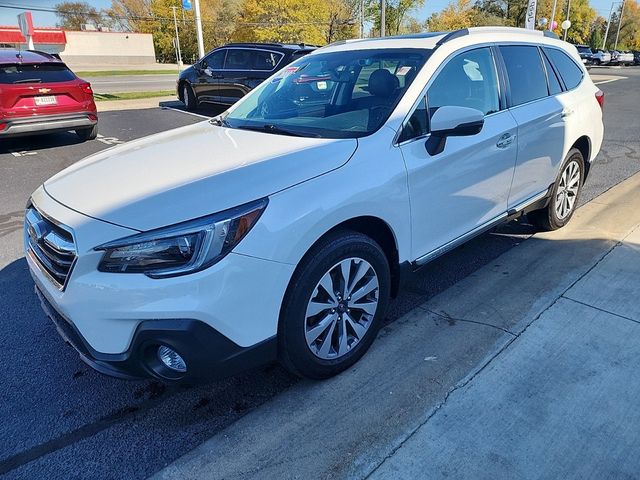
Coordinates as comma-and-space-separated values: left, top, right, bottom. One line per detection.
0, 0, 617, 30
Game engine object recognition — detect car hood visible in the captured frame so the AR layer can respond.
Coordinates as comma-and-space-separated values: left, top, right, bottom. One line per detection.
44, 121, 357, 231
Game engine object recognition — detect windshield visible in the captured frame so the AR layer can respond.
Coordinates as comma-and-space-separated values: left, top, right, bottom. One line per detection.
224, 48, 431, 139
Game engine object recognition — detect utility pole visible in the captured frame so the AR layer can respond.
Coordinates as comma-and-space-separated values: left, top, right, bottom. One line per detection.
360, 0, 364, 38
380, 0, 385, 37
602, 2, 616, 49
614, 0, 625, 50
563, 0, 571, 40
194, 0, 205, 58
549, 0, 558, 30
171, 6, 182, 71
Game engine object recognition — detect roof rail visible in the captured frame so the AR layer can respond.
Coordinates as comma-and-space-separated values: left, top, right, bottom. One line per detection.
435, 28, 469, 46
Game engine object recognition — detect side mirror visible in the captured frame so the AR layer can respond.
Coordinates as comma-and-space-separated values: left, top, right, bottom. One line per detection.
426, 106, 484, 156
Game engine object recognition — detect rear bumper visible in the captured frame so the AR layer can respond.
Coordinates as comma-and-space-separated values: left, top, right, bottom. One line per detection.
0, 112, 97, 137
35, 285, 277, 383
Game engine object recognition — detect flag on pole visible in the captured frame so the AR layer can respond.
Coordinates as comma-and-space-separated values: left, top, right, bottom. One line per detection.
525, 0, 538, 29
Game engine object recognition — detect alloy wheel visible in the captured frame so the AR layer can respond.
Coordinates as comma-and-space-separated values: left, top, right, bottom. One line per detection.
304, 257, 379, 360
183, 85, 191, 109
555, 159, 581, 220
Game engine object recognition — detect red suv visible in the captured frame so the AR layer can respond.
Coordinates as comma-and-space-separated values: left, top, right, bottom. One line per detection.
0, 50, 97, 141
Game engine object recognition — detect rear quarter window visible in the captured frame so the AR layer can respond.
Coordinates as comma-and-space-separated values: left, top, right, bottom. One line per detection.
543, 47, 584, 90
0, 63, 75, 84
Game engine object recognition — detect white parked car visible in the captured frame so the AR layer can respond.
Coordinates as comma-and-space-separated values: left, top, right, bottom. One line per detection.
25, 27, 604, 382
591, 49, 611, 65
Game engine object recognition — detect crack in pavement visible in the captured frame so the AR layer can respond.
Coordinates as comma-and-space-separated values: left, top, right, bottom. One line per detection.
0, 385, 181, 476
419, 306, 517, 335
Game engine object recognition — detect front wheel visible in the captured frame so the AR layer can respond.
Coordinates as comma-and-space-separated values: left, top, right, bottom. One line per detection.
182, 83, 197, 111
279, 231, 391, 379
529, 148, 585, 231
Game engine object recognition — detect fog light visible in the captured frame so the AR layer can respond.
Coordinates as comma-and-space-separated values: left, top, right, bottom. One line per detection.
157, 345, 187, 372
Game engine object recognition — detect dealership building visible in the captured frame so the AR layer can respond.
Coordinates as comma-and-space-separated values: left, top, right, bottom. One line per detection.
0, 20, 156, 67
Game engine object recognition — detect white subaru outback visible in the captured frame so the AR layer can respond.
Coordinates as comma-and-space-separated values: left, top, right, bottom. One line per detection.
25, 27, 604, 382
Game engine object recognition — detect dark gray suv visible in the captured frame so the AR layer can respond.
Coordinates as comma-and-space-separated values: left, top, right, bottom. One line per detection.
178, 42, 316, 110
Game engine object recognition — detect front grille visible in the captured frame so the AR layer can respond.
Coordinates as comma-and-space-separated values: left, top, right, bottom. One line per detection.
25, 206, 77, 290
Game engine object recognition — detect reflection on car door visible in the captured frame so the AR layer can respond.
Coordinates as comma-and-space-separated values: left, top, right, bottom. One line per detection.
193, 49, 226, 103
499, 45, 566, 208
399, 47, 518, 261
218, 49, 282, 104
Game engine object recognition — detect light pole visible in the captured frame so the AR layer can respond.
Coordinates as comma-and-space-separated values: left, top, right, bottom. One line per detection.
360, 0, 364, 38
549, 0, 558, 31
563, 0, 571, 40
614, 0, 625, 50
193, 0, 205, 58
602, 2, 616, 49
171, 6, 182, 70
380, 0, 385, 37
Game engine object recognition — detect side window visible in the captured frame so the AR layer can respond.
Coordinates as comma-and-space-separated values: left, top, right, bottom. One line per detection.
399, 96, 428, 143
541, 50, 563, 95
543, 47, 584, 90
203, 49, 225, 69
224, 49, 252, 70
253, 51, 282, 71
499, 45, 548, 106
426, 47, 500, 116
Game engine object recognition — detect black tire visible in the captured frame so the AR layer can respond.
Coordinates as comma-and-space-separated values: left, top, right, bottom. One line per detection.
279, 230, 391, 379
528, 148, 585, 231
75, 124, 97, 141
182, 83, 197, 111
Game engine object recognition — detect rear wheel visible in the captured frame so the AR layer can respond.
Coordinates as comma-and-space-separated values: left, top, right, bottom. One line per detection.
75, 124, 97, 141
279, 231, 391, 379
529, 148, 584, 231
182, 83, 196, 111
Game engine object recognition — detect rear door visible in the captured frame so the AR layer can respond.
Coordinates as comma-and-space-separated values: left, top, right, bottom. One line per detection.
499, 45, 566, 208
0, 62, 90, 118
218, 48, 282, 104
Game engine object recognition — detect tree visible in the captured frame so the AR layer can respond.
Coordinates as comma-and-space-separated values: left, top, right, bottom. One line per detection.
55, 1, 103, 29
426, 0, 475, 31
232, 0, 357, 44
606, 0, 640, 49
366, 0, 425, 36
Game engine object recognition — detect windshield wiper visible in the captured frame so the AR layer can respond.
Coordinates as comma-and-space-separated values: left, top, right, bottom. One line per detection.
235, 124, 313, 137
210, 116, 231, 127
13, 78, 42, 84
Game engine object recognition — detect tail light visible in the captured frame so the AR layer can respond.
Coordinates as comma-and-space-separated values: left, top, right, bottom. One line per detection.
80, 82, 93, 96
595, 89, 604, 110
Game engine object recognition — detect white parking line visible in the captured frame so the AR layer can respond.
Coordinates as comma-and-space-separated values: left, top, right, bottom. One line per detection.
96, 134, 125, 145
593, 77, 626, 85
10, 150, 37, 157
160, 106, 212, 119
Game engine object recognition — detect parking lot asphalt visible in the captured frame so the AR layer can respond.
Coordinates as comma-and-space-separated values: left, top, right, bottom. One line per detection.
0, 67, 639, 479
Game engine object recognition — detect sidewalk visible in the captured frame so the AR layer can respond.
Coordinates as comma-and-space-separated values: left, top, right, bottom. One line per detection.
153, 172, 640, 480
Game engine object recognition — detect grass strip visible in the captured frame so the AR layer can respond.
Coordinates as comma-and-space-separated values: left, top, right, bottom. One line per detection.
77, 70, 178, 77
93, 90, 175, 101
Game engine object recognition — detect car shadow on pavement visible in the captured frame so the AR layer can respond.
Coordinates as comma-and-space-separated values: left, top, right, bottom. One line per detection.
159, 100, 227, 118
0, 132, 87, 154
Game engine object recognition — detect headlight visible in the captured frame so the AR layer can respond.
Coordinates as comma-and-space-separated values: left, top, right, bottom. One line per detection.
95, 198, 267, 278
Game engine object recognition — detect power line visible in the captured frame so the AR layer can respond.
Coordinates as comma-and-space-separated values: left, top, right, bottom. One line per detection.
0, 2, 347, 27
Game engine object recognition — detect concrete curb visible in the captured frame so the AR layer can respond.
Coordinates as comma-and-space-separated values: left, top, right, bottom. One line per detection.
96, 96, 179, 113
151, 171, 640, 480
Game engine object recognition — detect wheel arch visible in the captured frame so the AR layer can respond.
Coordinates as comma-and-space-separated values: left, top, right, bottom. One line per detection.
571, 135, 591, 179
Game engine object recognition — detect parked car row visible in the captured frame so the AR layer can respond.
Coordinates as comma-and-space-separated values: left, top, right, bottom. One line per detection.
576, 44, 638, 66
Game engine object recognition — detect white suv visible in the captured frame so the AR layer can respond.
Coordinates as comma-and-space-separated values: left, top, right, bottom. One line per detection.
25, 27, 604, 382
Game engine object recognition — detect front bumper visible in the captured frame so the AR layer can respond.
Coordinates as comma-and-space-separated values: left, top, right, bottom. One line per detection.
36, 286, 276, 382
26, 186, 295, 382
0, 112, 97, 138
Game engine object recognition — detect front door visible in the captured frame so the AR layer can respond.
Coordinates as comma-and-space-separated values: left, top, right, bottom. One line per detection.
193, 49, 226, 103
399, 47, 518, 260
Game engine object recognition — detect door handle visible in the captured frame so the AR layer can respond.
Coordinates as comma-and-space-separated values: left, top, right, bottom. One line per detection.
561, 108, 574, 118
496, 133, 515, 149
